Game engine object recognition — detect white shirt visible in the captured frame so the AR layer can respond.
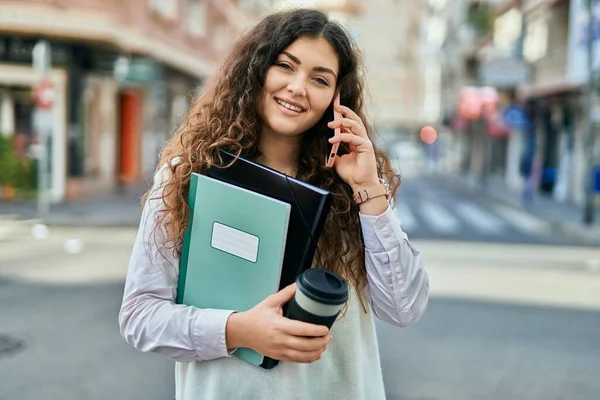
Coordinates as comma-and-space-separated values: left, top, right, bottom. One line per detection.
118, 168, 429, 363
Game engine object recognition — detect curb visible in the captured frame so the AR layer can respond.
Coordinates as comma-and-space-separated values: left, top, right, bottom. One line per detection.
0, 206, 142, 229
0, 217, 141, 230
0, 216, 40, 242
33, 216, 141, 228
553, 221, 600, 247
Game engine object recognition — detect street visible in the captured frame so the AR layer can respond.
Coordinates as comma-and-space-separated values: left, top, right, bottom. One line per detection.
395, 175, 583, 246
1, 178, 600, 400
380, 296, 600, 400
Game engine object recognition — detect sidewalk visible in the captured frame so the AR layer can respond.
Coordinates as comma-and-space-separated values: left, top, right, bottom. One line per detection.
0, 182, 148, 230
447, 174, 600, 246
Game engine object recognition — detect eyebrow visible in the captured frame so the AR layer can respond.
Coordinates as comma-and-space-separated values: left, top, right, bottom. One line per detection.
281, 51, 338, 79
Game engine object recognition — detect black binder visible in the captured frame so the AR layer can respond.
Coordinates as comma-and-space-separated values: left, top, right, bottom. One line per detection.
206, 148, 332, 369
207, 149, 332, 291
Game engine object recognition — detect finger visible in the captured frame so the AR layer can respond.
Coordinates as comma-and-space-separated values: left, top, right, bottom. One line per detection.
281, 318, 329, 337
335, 104, 364, 127
327, 118, 365, 137
264, 283, 296, 307
281, 348, 325, 364
284, 335, 331, 352
328, 133, 372, 152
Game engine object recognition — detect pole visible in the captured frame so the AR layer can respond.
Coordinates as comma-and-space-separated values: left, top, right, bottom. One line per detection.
584, 0, 597, 225
32, 40, 52, 221
36, 110, 50, 219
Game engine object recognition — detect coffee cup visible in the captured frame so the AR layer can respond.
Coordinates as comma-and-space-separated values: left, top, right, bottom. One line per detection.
284, 268, 348, 329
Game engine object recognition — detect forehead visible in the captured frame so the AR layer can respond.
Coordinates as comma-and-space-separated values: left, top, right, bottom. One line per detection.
281, 37, 339, 75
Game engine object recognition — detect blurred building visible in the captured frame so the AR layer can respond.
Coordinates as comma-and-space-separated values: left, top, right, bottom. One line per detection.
519, 0, 584, 204
439, 0, 599, 209
439, 0, 526, 186
272, 0, 440, 136
0, 0, 257, 202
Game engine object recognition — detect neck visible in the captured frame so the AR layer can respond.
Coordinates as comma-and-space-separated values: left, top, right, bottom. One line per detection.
257, 130, 302, 177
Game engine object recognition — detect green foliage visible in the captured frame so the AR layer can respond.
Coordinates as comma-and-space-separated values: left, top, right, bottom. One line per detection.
467, 2, 495, 35
0, 135, 36, 192
0, 134, 15, 186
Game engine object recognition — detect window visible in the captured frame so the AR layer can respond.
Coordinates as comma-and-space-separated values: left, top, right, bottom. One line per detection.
187, 0, 207, 38
523, 9, 548, 63
493, 8, 522, 52
213, 22, 230, 53
149, 0, 178, 20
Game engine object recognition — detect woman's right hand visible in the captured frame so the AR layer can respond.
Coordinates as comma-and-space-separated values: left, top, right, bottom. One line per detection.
226, 283, 332, 363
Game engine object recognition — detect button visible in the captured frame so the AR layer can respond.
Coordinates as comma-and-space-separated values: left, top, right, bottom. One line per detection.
376, 222, 384, 230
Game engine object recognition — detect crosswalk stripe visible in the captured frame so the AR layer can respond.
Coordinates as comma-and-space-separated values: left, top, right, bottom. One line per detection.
396, 203, 417, 231
493, 205, 550, 235
394, 200, 553, 237
455, 203, 506, 234
418, 201, 461, 234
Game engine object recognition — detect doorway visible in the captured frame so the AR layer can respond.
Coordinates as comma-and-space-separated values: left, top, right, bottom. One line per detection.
117, 90, 142, 185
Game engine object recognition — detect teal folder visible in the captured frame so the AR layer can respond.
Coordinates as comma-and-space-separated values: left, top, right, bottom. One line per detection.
176, 172, 291, 366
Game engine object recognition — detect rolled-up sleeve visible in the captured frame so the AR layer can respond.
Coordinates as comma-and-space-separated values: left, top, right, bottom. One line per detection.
118, 168, 236, 362
360, 204, 429, 327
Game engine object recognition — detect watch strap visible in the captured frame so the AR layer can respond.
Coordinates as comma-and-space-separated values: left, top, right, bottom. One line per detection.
353, 179, 390, 204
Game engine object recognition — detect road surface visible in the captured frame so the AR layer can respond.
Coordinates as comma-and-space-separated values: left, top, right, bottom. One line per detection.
1, 225, 599, 399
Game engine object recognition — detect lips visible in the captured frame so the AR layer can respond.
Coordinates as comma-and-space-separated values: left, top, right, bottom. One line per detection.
275, 97, 306, 113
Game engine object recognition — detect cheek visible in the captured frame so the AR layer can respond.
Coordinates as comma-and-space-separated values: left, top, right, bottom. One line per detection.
309, 95, 334, 119
263, 69, 285, 94
256, 91, 268, 118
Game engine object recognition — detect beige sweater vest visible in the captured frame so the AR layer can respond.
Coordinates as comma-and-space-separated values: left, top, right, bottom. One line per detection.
174, 287, 386, 400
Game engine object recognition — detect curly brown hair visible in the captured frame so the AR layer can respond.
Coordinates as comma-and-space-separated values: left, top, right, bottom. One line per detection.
147, 8, 400, 310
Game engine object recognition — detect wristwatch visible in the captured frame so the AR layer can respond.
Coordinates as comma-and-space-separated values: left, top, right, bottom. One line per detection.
353, 179, 391, 205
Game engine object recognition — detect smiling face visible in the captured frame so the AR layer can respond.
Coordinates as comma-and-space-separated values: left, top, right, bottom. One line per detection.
258, 36, 340, 139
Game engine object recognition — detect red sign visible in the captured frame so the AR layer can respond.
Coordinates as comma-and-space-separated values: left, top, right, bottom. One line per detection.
458, 87, 481, 120
458, 86, 499, 121
33, 77, 54, 110
485, 110, 509, 138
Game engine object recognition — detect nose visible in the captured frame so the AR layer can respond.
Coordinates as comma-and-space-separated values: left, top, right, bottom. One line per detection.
287, 75, 306, 97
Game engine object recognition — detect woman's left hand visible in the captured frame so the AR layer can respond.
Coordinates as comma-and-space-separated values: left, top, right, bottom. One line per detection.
327, 103, 380, 191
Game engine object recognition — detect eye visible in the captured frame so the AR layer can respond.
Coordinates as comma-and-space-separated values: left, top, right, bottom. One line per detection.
313, 77, 330, 87
276, 62, 293, 70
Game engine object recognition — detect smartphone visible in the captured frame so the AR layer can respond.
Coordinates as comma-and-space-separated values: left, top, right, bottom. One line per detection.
326, 93, 341, 168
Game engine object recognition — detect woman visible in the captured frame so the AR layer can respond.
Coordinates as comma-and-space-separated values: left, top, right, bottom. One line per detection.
119, 8, 429, 400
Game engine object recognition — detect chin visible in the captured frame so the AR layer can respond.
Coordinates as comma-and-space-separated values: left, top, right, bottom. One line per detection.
266, 118, 307, 137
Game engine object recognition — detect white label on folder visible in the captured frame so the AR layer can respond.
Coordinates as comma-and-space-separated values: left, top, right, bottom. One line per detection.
211, 222, 259, 263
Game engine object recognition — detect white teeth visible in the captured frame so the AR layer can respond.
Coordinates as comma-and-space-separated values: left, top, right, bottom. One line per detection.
276, 99, 303, 112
